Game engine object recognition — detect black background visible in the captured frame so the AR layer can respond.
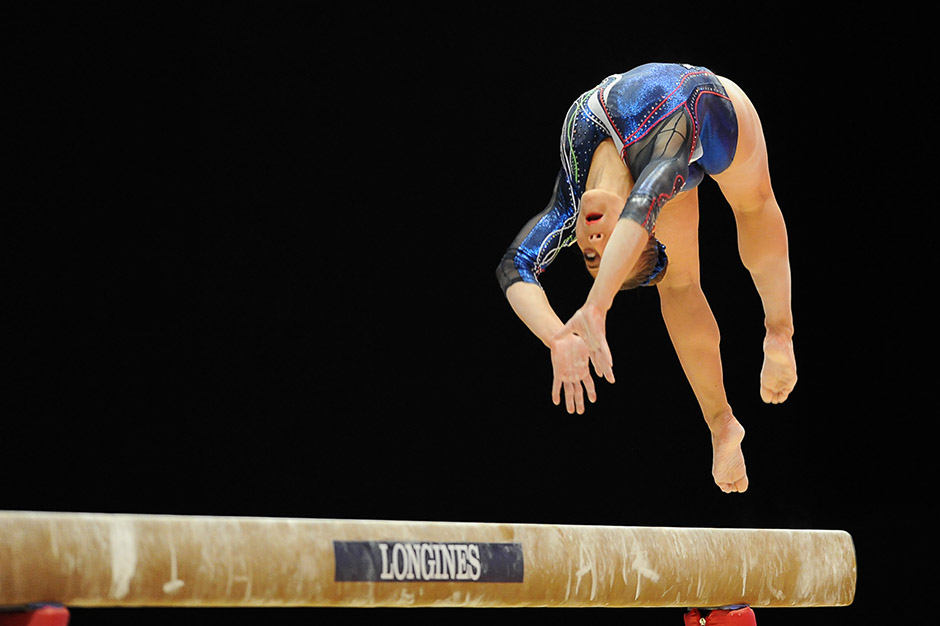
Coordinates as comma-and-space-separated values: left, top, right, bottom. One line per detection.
7, 3, 922, 625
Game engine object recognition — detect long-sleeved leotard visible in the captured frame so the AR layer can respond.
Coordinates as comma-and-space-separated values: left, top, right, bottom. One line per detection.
497, 63, 738, 294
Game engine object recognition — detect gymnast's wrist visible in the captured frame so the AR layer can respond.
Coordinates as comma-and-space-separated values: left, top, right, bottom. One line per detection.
585, 288, 614, 314
545, 329, 563, 352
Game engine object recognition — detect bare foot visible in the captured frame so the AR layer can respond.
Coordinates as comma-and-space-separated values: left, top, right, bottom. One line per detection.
710, 413, 748, 493
761, 331, 797, 404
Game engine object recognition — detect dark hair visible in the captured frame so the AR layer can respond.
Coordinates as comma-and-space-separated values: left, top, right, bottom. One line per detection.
619, 236, 668, 291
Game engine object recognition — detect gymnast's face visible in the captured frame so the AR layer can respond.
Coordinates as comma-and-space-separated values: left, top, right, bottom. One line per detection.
575, 189, 624, 278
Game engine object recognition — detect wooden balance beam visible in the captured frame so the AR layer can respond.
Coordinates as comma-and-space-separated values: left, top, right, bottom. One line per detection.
0, 511, 856, 609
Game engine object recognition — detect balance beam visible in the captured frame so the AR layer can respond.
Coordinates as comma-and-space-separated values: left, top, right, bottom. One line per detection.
0, 511, 855, 609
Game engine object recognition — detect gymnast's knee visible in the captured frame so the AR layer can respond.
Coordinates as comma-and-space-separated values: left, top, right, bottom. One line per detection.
657, 269, 701, 295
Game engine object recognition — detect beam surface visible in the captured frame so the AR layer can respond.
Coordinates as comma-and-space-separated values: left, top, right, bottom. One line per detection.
0, 511, 856, 608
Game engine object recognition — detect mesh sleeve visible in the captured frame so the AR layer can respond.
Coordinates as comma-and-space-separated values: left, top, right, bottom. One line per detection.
620, 109, 694, 233
496, 170, 577, 294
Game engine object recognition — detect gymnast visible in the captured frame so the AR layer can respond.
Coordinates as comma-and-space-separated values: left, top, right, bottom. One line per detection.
496, 63, 797, 493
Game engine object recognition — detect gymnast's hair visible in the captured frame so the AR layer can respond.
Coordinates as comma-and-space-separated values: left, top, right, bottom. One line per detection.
619, 235, 668, 291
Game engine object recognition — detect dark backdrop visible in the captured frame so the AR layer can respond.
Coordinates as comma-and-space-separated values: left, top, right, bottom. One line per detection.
8, 4, 920, 625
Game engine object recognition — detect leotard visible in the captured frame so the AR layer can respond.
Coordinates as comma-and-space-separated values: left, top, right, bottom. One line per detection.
496, 63, 737, 293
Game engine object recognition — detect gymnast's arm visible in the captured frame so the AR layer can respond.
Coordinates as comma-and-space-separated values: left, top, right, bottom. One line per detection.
504, 283, 565, 347
563, 110, 695, 380
495, 170, 573, 344
586, 110, 693, 312
496, 173, 598, 414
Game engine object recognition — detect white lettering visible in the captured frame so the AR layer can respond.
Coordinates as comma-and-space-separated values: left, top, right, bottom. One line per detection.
467, 544, 481, 580
455, 544, 469, 580
420, 543, 433, 581
375, 542, 485, 581
392, 543, 407, 580
404, 543, 420, 580
441, 544, 455, 579
378, 543, 393, 580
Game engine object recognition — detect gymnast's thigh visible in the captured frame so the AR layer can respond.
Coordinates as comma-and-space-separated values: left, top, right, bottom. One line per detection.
653, 188, 702, 288
710, 76, 774, 211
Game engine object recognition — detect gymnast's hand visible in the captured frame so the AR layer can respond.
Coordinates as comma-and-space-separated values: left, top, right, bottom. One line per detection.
548, 303, 615, 414
565, 303, 615, 385
548, 329, 597, 414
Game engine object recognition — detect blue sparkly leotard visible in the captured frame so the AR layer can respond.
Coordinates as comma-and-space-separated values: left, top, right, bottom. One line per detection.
496, 63, 738, 294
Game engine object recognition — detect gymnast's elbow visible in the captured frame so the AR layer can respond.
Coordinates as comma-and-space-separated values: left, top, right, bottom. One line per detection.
495, 256, 515, 296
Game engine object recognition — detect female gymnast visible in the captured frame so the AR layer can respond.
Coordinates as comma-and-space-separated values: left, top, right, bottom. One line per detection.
496, 63, 797, 493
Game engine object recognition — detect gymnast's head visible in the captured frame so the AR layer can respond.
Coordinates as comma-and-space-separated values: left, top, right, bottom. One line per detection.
575, 189, 668, 290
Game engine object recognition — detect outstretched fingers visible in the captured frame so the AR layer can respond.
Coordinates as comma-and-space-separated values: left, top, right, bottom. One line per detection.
582, 373, 597, 405
549, 330, 599, 415
552, 372, 597, 415
590, 342, 615, 384
567, 305, 615, 385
